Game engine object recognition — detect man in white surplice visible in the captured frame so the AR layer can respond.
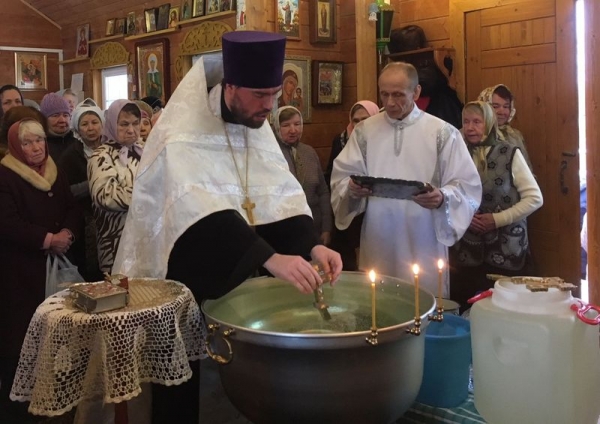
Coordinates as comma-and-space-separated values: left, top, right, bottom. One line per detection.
331, 62, 482, 296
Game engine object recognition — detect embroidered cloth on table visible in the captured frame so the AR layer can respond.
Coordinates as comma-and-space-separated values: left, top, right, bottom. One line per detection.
10, 278, 206, 417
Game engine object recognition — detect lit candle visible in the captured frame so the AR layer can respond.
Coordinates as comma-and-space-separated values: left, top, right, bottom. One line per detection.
437, 259, 444, 310
412, 264, 420, 318
369, 269, 377, 329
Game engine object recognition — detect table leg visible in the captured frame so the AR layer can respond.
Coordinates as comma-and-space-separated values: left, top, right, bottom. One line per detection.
115, 401, 128, 424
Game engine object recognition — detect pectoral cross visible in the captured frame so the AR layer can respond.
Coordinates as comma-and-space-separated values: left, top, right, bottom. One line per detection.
242, 196, 256, 225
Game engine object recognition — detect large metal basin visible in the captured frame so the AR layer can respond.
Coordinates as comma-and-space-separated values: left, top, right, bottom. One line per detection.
202, 271, 436, 424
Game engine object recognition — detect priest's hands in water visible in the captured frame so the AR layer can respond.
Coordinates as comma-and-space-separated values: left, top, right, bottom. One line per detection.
263, 254, 328, 293
348, 179, 372, 198
412, 187, 444, 209
262, 247, 342, 294
310, 245, 342, 284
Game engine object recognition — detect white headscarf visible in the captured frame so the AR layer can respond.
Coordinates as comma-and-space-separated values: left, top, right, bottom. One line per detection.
112, 58, 310, 278
71, 99, 105, 158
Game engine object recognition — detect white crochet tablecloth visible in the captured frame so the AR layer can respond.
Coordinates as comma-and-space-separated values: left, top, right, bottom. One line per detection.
10, 278, 207, 417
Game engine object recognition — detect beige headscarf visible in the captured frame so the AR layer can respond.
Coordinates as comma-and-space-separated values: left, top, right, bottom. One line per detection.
477, 84, 519, 136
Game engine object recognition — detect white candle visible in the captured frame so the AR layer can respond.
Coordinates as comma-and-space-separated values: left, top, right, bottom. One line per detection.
437, 259, 444, 309
412, 264, 420, 318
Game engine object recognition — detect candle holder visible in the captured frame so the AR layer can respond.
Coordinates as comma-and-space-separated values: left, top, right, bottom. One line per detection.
406, 317, 422, 336
428, 306, 445, 322
365, 327, 379, 345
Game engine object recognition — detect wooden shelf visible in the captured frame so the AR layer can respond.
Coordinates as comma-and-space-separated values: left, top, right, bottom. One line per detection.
89, 34, 125, 45
58, 57, 90, 65
178, 10, 235, 27
124, 27, 179, 41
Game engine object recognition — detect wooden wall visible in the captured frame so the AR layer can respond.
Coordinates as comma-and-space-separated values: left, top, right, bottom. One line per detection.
585, 0, 599, 305
59, 0, 356, 167
0, 0, 62, 105
392, 0, 451, 49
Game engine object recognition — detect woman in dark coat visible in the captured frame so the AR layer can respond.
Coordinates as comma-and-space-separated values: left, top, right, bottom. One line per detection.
0, 119, 81, 422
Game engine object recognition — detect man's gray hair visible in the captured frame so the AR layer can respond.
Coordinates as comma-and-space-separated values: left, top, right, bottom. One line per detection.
380, 61, 419, 90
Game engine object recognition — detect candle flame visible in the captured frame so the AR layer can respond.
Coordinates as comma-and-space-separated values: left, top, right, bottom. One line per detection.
368, 269, 376, 283
412, 264, 420, 275
437, 259, 444, 270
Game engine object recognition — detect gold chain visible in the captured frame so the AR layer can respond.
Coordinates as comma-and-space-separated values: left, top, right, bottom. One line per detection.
224, 125, 255, 224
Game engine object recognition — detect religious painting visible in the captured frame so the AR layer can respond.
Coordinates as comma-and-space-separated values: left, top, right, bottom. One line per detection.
115, 18, 126, 35
105, 18, 115, 36
75, 24, 90, 58
310, 0, 336, 43
236, 0, 247, 29
206, 0, 220, 15
145, 8, 158, 32
14, 52, 47, 90
181, 0, 192, 19
312, 61, 342, 105
276, 0, 300, 39
193, 0, 205, 17
157, 4, 171, 30
127, 12, 137, 35
275, 55, 311, 122
220, 0, 234, 11
169, 7, 180, 27
136, 39, 170, 106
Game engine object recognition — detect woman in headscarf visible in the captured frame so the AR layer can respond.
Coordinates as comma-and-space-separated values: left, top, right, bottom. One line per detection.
58, 99, 105, 280
450, 101, 543, 311
325, 100, 379, 270
0, 119, 81, 422
478, 84, 533, 170
135, 99, 153, 142
274, 106, 332, 245
87, 100, 143, 273
0, 105, 47, 160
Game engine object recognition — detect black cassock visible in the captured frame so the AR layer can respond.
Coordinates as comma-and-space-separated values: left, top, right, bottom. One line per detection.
153, 211, 318, 424
166, 210, 319, 300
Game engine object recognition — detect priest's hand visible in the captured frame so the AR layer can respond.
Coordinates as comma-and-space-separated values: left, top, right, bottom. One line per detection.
310, 245, 343, 284
263, 253, 323, 293
413, 188, 444, 209
349, 179, 371, 198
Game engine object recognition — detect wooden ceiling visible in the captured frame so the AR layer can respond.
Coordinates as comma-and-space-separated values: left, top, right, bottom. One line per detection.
23, 0, 129, 29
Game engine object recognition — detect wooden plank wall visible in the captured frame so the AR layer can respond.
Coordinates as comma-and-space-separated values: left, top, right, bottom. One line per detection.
0, 0, 62, 105
392, 0, 452, 49
58, 0, 354, 168
585, 0, 599, 305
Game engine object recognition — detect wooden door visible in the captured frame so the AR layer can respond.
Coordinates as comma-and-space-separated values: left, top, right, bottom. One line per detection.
461, 0, 580, 286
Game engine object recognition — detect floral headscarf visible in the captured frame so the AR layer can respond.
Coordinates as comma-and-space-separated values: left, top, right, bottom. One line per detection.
478, 84, 517, 124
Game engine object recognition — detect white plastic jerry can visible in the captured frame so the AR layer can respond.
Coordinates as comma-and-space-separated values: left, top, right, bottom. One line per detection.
470, 278, 600, 424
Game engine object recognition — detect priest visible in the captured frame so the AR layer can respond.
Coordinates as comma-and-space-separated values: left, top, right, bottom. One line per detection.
112, 31, 342, 423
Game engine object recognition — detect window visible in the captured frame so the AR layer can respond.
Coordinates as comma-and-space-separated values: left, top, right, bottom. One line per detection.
102, 66, 128, 109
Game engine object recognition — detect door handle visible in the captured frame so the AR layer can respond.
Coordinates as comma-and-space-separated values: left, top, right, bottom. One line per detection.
562, 151, 577, 157
559, 158, 573, 195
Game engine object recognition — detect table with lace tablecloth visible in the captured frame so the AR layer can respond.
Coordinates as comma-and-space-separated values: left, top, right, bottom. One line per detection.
10, 278, 207, 417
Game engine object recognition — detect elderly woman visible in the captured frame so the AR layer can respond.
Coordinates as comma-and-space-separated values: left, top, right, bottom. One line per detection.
58, 99, 105, 280
325, 100, 379, 270
450, 101, 543, 310
88, 100, 143, 273
274, 106, 332, 245
0, 119, 81, 422
478, 84, 533, 170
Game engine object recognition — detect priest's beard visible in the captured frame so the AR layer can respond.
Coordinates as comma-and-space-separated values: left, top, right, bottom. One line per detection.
229, 99, 270, 129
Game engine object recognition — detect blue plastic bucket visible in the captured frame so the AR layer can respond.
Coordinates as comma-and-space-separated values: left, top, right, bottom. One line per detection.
416, 314, 471, 407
